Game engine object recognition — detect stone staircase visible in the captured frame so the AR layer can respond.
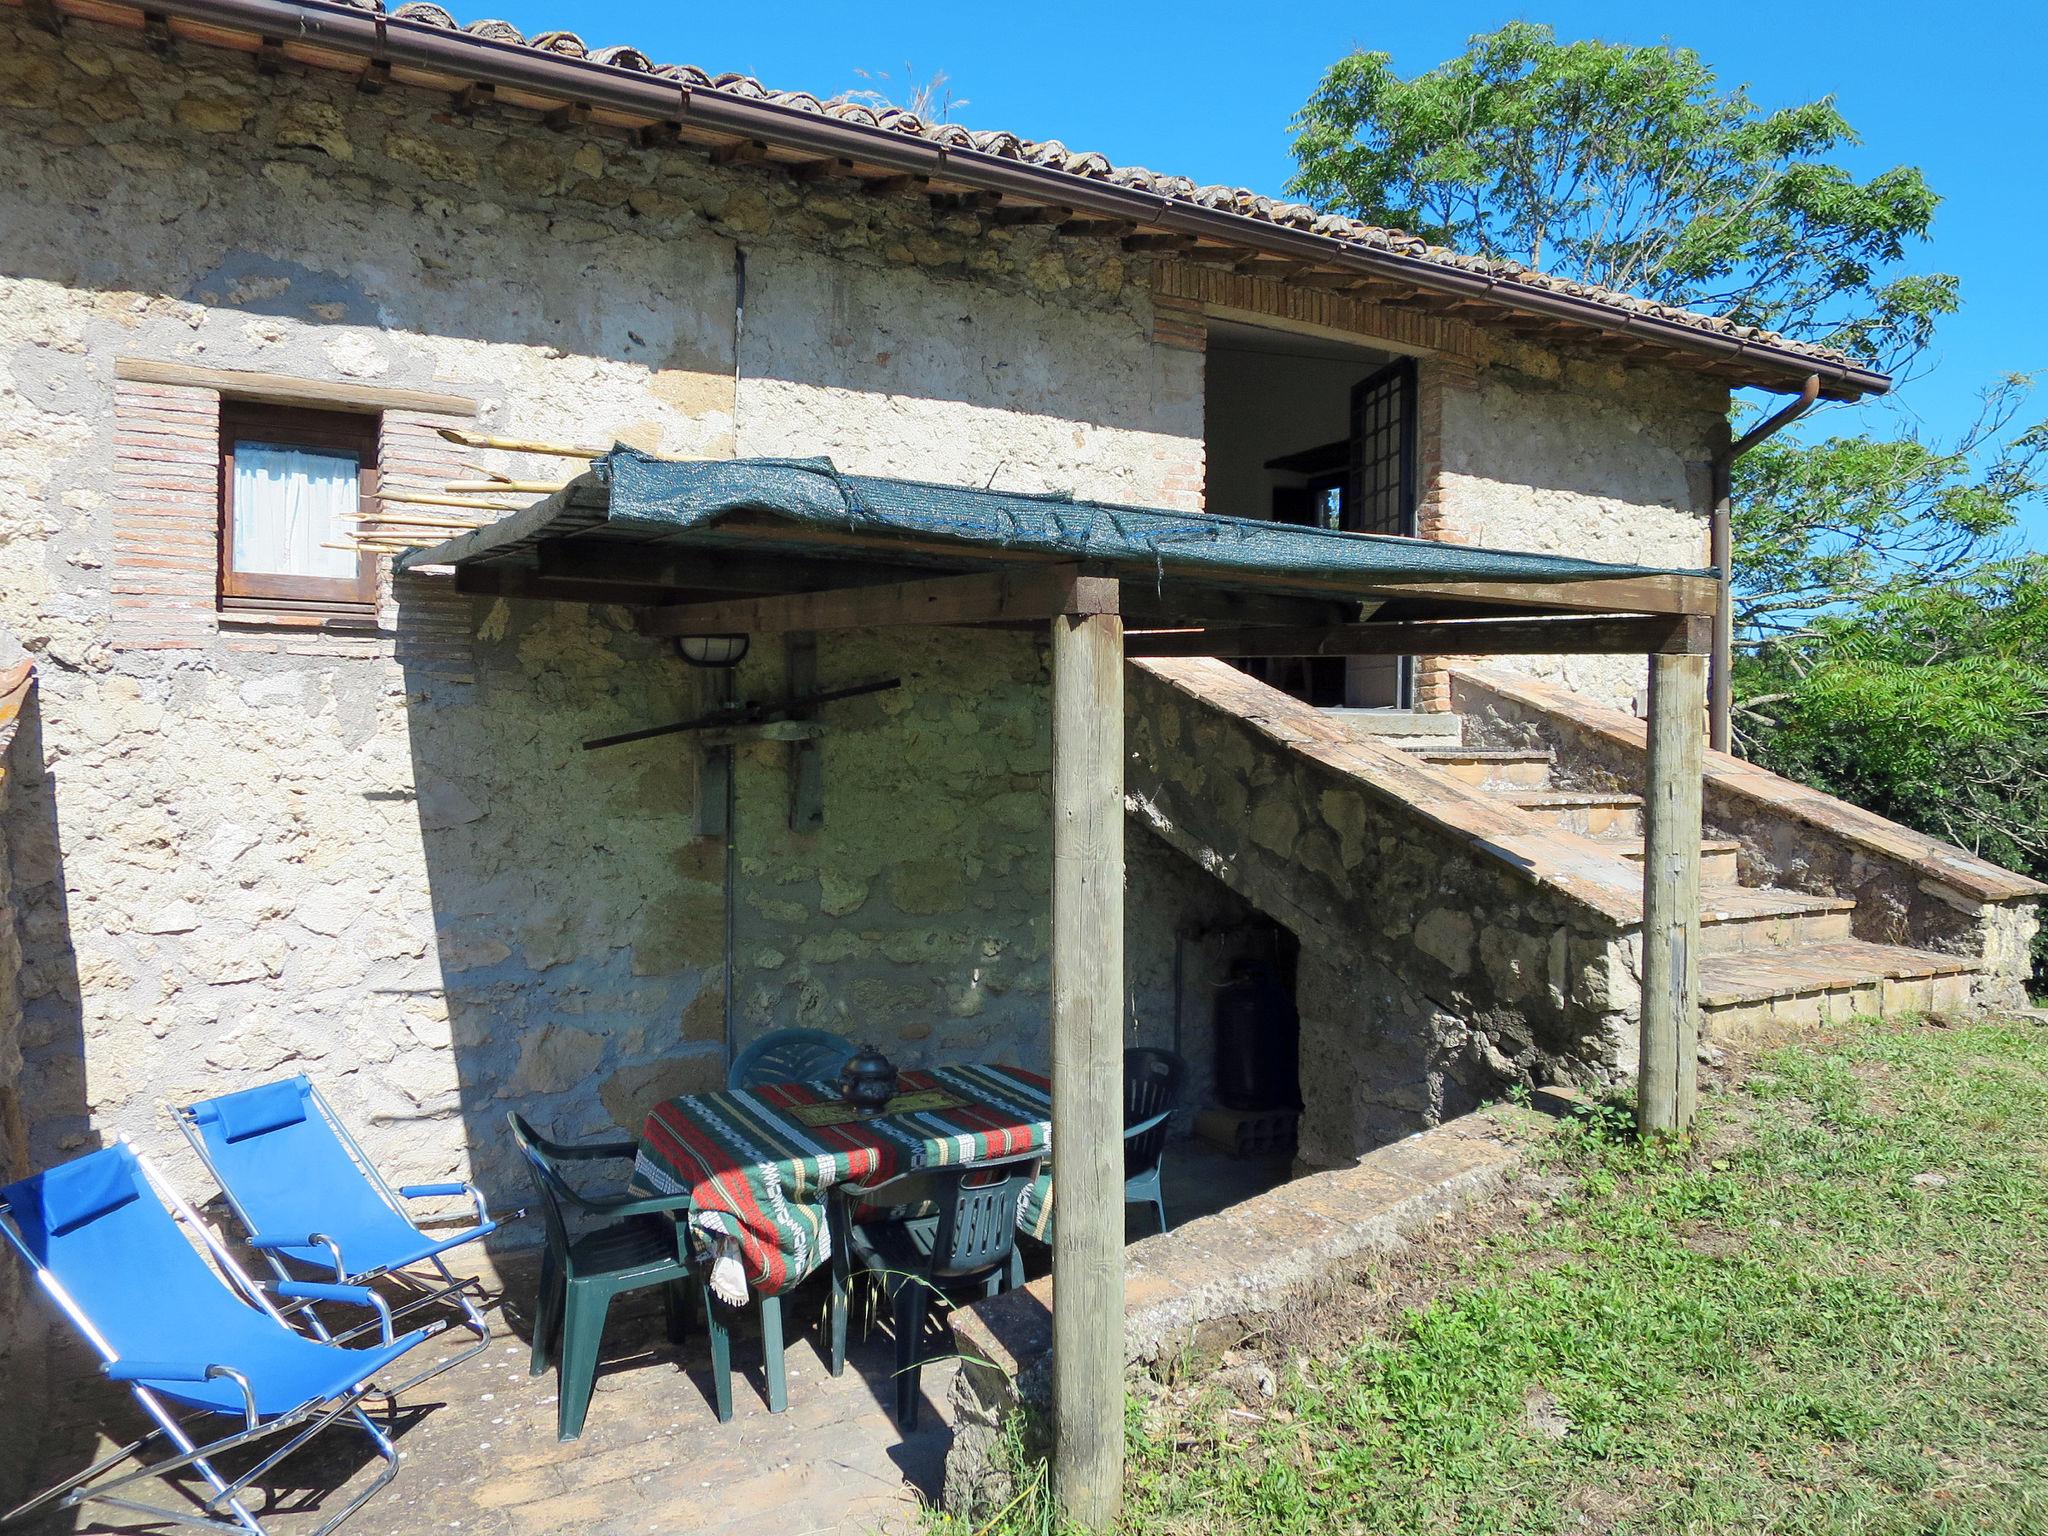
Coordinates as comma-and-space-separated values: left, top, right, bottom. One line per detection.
1378, 717, 1982, 1040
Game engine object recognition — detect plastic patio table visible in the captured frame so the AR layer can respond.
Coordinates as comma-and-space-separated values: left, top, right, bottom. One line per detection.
632, 1062, 1052, 1303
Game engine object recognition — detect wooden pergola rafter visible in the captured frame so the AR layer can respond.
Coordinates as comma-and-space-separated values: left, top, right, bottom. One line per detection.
400, 458, 1711, 1528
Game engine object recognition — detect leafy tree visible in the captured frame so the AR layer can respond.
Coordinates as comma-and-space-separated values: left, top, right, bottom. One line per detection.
1736, 389, 2048, 977
1733, 376, 2048, 643
1738, 556, 2048, 973
1289, 22, 1953, 376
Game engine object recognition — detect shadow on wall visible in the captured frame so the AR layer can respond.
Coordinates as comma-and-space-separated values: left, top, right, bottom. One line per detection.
391, 591, 1229, 1275
392, 575, 719, 1254
0, 672, 94, 1509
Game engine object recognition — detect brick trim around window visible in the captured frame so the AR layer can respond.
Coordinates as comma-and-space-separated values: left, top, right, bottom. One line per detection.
111, 376, 477, 653
112, 379, 221, 651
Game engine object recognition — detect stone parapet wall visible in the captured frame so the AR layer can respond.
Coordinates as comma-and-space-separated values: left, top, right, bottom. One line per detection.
1452, 666, 2044, 1006
943, 1104, 1542, 1520
1128, 659, 1640, 1168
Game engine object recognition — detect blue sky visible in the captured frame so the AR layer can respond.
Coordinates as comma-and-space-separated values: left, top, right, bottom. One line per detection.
494, 2, 2048, 541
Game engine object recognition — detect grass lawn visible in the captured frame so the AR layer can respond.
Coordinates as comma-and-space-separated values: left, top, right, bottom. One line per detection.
947, 1016, 2048, 1534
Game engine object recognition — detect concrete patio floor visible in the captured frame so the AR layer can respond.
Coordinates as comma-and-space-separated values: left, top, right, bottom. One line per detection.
18, 1137, 1292, 1536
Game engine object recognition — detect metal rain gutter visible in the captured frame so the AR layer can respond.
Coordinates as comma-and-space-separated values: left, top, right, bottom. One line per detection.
130, 0, 1889, 402
1707, 372, 1823, 752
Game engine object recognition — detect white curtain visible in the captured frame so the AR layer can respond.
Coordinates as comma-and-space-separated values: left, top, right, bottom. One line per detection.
231, 444, 358, 579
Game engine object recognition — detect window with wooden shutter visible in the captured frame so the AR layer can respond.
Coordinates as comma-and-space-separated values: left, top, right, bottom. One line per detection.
218, 402, 378, 618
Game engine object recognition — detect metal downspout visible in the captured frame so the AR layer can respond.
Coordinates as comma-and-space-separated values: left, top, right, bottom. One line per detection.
1708, 372, 1821, 752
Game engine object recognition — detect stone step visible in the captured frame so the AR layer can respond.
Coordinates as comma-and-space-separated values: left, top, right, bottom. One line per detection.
1701, 940, 1980, 1042
1412, 748, 1554, 790
1506, 789, 1642, 838
1616, 837, 1745, 885
1698, 887, 1857, 954
1321, 708, 1463, 745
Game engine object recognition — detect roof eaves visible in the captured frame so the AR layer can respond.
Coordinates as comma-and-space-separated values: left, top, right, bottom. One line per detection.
101, 0, 1889, 399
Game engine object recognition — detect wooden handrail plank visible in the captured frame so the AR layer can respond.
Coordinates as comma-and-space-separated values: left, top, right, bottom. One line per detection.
1126, 614, 1704, 658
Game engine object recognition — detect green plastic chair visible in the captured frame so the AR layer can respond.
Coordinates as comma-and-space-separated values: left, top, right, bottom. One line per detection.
1123, 1047, 1187, 1234
506, 1114, 705, 1440
828, 1150, 1042, 1430
727, 1028, 855, 1091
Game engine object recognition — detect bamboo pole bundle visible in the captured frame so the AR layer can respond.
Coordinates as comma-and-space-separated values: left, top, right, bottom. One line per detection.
351, 510, 490, 530
377, 489, 522, 513
441, 479, 570, 494
435, 426, 611, 458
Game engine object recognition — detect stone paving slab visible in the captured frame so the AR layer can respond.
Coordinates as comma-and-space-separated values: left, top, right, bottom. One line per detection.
19, 1265, 944, 1536
15, 1145, 1282, 1536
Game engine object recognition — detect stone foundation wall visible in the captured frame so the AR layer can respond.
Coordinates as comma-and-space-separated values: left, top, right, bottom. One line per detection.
0, 14, 1201, 1215
1127, 660, 1638, 1170
943, 1103, 1543, 1521
1452, 666, 2044, 1007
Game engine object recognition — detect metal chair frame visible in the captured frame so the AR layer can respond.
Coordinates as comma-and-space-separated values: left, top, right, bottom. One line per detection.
0, 1141, 443, 1536
172, 1077, 493, 1394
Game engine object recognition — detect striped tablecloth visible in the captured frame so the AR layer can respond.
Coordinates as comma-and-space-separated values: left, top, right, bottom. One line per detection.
634, 1062, 1052, 1301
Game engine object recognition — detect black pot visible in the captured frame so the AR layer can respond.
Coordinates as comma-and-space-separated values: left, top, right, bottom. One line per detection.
837, 1044, 899, 1114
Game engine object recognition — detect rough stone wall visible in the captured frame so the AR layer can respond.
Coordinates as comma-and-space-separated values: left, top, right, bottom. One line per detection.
1427, 353, 1724, 711
0, 15, 1201, 1215
1127, 661, 1636, 1169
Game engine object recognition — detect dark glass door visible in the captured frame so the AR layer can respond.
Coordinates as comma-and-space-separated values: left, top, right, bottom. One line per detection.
1345, 358, 1418, 705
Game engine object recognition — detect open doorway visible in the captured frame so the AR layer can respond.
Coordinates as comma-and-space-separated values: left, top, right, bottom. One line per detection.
1204, 319, 1419, 709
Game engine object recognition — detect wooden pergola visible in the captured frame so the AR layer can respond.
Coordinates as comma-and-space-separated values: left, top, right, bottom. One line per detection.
401, 453, 1712, 1528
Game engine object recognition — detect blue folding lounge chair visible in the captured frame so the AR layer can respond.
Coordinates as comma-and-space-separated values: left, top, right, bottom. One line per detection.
174, 1076, 496, 1389
0, 1141, 443, 1536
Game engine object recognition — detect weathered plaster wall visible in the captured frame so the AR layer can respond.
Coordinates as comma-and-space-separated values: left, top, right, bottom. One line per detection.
1430, 354, 1723, 711
0, 15, 1201, 1220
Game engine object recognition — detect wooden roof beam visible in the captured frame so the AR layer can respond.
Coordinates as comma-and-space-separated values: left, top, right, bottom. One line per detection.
455, 563, 672, 607
638, 565, 1118, 636
931, 189, 1003, 214
1058, 217, 1137, 239
991, 204, 1063, 226
707, 137, 768, 166
535, 539, 938, 595
1354, 573, 1718, 618
786, 155, 849, 183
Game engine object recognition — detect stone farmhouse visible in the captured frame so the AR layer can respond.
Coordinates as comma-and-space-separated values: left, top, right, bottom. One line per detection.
1, 0, 2040, 1502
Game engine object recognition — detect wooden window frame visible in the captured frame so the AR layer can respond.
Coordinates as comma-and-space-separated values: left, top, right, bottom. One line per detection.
1345, 357, 1418, 540
218, 400, 379, 619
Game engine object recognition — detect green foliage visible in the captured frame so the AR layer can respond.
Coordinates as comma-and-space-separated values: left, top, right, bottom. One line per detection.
1734, 375, 2048, 639
1731, 383, 2048, 977
1737, 556, 2048, 972
940, 1019, 2048, 1533
1287, 22, 1953, 375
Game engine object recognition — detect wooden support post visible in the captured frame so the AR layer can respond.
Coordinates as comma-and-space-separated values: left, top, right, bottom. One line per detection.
1638, 651, 1705, 1135
1049, 601, 1126, 1530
